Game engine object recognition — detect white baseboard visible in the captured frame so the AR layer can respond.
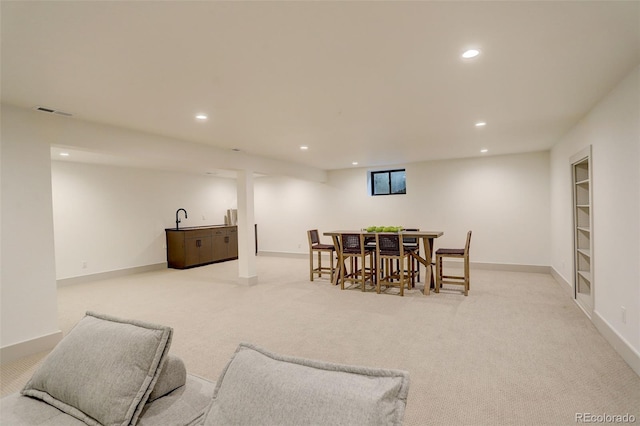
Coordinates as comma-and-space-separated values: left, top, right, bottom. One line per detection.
238, 276, 259, 286
257, 251, 307, 259
465, 262, 550, 274
592, 311, 640, 377
550, 266, 573, 297
550, 267, 640, 378
259, 251, 550, 274
1, 330, 62, 364
57, 263, 167, 286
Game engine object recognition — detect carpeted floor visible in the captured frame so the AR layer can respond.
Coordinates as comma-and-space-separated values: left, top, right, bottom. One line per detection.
2, 256, 639, 425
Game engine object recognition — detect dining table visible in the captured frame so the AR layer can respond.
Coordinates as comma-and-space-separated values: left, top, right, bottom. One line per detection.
323, 230, 444, 295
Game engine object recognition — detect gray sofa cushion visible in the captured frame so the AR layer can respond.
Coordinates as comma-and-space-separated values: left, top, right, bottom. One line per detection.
203, 343, 410, 426
137, 374, 216, 426
21, 311, 172, 426
0, 393, 86, 426
2, 374, 216, 426
148, 354, 187, 402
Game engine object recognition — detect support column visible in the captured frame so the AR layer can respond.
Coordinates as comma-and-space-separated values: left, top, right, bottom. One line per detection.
236, 169, 258, 285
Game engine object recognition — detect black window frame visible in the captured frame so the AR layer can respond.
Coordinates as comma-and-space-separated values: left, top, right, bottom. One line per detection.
370, 169, 406, 196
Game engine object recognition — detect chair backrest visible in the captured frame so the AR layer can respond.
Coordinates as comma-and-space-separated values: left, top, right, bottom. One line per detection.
377, 233, 403, 256
464, 230, 472, 256
363, 234, 376, 246
307, 229, 320, 247
340, 233, 364, 254
402, 228, 419, 245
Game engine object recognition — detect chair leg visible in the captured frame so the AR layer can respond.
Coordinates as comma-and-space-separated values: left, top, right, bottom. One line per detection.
435, 254, 441, 293
464, 256, 470, 296
376, 257, 382, 294
399, 259, 405, 297
412, 257, 416, 287
329, 251, 335, 283
361, 255, 366, 291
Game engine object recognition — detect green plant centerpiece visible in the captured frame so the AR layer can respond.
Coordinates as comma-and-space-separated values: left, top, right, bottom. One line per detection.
366, 226, 404, 232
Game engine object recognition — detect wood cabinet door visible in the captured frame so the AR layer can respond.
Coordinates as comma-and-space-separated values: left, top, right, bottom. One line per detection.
185, 238, 200, 266
198, 236, 213, 264
212, 230, 227, 261
227, 228, 238, 258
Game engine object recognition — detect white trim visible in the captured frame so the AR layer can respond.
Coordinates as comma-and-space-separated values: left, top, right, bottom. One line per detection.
237, 276, 259, 286
570, 145, 594, 316
592, 311, 640, 378
550, 266, 573, 297
569, 145, 592, 165
551, 266, 639, 378
57, 263, 166, 287
258, 251, 308, 259
0, 330, 63, 364
462, 262, 549, 274
260, 251, 550, 274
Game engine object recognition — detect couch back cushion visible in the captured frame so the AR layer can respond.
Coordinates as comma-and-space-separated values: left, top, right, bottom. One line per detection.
203, 343, 410, 426
22, 311, 172, 426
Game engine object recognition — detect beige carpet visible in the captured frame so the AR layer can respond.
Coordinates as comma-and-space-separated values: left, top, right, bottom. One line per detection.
2, 256, 639, 425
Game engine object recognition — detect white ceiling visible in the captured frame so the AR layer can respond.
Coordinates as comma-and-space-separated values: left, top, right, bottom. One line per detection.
2, 1, 639, 171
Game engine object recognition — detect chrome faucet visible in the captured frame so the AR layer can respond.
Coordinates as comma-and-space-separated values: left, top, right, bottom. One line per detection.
176, 208, 188, 230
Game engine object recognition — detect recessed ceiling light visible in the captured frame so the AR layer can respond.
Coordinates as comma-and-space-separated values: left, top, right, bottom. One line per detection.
300, 146, 308, 150
195, 114, 208, 120
462, 49, 480, 59
480, 149, 488, 153
475, 121, 487, 127
352, 161, 358, 166
59, 152, 70, 157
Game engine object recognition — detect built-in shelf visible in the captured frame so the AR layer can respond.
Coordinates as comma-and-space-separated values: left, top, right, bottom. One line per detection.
577, 270, 591, 282
577, 249, 591, 257
572, 146, 593, 316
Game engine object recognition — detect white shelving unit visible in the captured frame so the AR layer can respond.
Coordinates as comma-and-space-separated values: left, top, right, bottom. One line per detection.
571, 146, 593, 316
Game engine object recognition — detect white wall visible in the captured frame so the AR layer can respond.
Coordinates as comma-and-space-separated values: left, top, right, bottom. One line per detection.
1, 106, 60, 350
52, 149, 551, 273
52, 161, 237, 279
550, 66, 639, 355
255, 151, 551, 267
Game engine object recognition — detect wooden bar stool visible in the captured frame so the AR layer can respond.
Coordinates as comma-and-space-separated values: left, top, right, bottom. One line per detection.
402, 228, 421, 286
307, 229, 336, 282
435, 231, 472, 296
376, 233, 413, 296
339, 233, 375, 291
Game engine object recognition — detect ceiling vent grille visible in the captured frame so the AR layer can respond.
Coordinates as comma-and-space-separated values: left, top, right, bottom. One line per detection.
33, 106, 73, 117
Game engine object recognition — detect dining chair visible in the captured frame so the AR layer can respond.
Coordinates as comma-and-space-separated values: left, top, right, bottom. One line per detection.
375, 233, 413, 296
435, 230, 472, 296
339, 233, 375, 291
402, 228, 421, 286
307, 229, 336, 282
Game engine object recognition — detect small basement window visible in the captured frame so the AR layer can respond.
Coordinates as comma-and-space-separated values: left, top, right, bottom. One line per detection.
370, 169, 406, 196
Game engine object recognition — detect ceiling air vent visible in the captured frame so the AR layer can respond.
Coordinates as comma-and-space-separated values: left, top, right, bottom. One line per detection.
33, 106, 73, 117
